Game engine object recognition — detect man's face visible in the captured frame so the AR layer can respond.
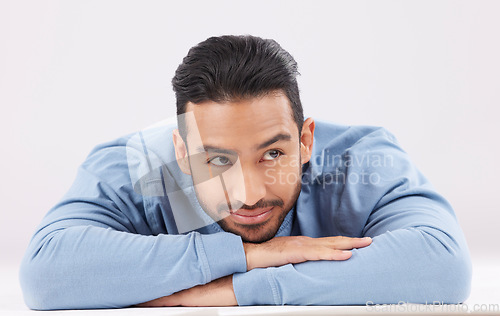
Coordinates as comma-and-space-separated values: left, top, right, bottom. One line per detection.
173, 92, 314, 243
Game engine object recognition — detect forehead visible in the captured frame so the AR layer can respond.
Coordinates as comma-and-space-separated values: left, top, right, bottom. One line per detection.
184, 93, 298, 152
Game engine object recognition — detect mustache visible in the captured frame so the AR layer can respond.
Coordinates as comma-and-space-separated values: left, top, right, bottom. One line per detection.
217, 198, 284, 213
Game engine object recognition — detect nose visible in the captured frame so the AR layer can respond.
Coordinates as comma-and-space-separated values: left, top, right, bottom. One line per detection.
223, 162, 266, 208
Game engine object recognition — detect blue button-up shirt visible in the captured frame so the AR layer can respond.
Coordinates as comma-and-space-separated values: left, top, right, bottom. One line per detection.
19, 120, 472, 309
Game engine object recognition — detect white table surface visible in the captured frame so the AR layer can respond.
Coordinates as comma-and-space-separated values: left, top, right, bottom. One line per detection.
1, 256, 498, 315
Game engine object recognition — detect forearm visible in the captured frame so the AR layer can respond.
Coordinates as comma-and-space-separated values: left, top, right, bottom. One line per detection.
233, 227, 472, 305
19, 226, 246, 310
137, 275, 237, 307
138, 235, 373, 307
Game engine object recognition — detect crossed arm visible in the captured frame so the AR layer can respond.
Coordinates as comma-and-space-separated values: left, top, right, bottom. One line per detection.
137, 236, 373, 307
20, 190, 471, 309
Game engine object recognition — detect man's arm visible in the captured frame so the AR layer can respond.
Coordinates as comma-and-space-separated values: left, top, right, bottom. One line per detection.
230, 128, 472, 305
140, 207, 470, 307
136, 236, 373, 307
232, 219, 471, 305
18, 145, 248, 310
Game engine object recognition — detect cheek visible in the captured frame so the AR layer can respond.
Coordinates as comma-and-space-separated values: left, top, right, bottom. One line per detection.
193, 175, 226, 210
263, 157, 302, 195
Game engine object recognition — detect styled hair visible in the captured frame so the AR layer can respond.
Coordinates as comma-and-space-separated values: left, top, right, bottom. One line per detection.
172, 35, 303, 138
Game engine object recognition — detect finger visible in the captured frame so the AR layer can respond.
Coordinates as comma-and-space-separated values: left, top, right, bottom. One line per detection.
324, 236, 372, 250
326, 249, 352, 260
314, 249, 352, 261
303, 247, 353, 261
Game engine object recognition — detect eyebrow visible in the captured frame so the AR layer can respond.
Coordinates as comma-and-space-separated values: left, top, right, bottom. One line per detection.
255, 133, 292, 150
196, 133, 292, 154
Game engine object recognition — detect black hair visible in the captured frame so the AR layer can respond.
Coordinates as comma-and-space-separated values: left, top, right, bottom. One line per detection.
172, 35, 303, 138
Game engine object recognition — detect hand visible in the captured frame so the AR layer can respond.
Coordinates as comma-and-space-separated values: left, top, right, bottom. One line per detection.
135, 275, 237, 307
244, 235, 372, 271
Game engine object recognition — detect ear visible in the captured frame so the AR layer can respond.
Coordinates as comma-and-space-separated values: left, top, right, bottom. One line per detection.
300, 117, 315, 165
172, 129, 191, 175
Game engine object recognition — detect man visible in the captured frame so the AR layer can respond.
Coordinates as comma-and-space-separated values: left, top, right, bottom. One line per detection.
19, 35, 471, 310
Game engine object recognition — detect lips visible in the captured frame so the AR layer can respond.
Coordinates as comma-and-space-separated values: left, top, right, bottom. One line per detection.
230, 207, 273, 217
229, 207, 274, 225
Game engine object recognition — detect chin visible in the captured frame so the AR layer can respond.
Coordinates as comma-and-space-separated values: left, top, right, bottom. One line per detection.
239, 231, 276, 244
218, 218, 281, 244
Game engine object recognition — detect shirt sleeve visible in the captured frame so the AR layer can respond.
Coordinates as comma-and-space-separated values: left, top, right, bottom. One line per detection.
19, 144, 247, 310
232, 127, 472, 305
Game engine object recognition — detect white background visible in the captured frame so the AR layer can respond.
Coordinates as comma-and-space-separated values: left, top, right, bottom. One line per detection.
0, 0, 498, 292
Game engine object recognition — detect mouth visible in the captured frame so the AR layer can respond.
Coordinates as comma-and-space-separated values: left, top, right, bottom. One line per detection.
229, 207, 274, 225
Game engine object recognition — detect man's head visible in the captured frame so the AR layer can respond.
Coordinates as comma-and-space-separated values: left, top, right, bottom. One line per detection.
171, 35, 315, 243
172, 35, 304, 137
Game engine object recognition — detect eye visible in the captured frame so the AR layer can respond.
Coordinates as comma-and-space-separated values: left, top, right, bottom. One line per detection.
262, 149, 283, 161
208, 156, 232, 166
